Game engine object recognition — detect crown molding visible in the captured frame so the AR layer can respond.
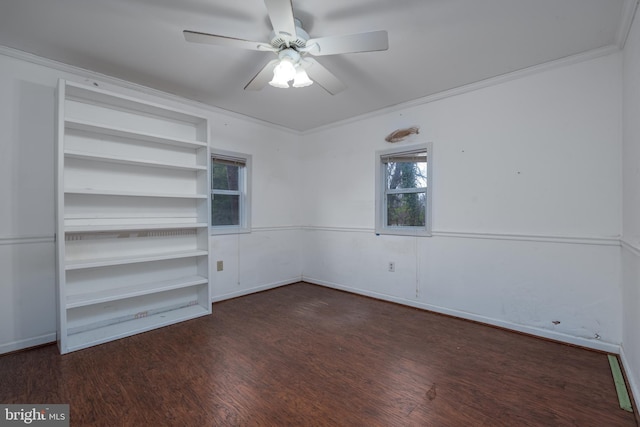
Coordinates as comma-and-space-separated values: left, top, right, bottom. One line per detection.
616, 0, 640, 49
304, 0, 637, 136
0, 45, 301, 136
1, 1, 632, 139
303, 45, 620, 136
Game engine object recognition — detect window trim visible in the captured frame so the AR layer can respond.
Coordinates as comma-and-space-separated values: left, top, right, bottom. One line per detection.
375, 142, 433, 237
210, 149, 252, 235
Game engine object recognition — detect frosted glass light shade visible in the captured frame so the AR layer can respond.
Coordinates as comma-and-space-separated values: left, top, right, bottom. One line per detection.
292, 69, 313, 88
269, 59, 296, 88
269, 75, 290, 88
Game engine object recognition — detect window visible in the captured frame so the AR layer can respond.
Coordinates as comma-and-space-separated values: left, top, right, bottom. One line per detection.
210, 150, 251, 234
375, 143, 432, 236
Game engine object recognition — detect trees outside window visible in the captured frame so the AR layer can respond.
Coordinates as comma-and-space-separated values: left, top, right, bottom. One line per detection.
211, 150, 251, 234
375, 143, 432, 236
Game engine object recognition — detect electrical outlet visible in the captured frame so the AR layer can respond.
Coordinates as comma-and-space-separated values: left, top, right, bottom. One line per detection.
388, 262, 395, 272
216, 260, 224, 272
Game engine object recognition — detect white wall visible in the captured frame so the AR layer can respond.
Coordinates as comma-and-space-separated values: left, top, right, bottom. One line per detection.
0, 43, 630, 365
0, 53, 63, 353
301, 52, 623, 352
0, 50, 302, 353
622, 6, 640, 409
208, 117, 303, 300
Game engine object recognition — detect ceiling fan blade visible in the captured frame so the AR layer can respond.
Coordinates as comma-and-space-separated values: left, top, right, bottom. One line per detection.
301, 58, 346, 95
304, 30, 388, 56
264, 0, 297, 39
184, 30, 276, 51
245, 59, 279, 91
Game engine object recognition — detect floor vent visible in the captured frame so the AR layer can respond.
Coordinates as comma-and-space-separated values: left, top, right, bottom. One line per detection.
608, 354, 634, 413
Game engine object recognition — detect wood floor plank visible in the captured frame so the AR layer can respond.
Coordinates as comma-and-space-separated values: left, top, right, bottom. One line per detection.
0, 282, 636, 426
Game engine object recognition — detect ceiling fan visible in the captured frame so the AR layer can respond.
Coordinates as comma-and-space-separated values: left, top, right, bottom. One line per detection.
183, 0, 388, 95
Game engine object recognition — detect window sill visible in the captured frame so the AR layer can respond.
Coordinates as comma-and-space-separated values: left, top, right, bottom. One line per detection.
375, 227, 431, 237
210, 226, 251, 236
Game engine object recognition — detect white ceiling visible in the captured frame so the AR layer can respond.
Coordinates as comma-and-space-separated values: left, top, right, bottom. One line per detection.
0, 0, 635, 131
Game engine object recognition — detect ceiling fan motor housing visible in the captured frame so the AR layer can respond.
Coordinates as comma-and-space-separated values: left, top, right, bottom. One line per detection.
270, 18, 309, 50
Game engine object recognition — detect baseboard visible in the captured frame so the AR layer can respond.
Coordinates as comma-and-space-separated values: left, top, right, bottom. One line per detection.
0, 280, 302, 354
1, 279, 622, 358
0, 333, 56, 355
211, 277, 302, 303
303, 276, 621, 354
619, 346, 640, 413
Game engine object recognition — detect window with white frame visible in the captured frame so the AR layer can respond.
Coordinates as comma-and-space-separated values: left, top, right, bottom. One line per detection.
375, 143, 432, 236
210, 150, 251, 234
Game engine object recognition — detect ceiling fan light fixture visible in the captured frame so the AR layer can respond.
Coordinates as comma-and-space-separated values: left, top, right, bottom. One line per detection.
269, 58, 297, 88
269, 74, 290, 88
185, 2, 389, 95
292, 69, 313, 88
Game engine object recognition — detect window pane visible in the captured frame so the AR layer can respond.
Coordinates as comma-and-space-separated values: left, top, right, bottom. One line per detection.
386, 193, 426, 227
212, 162, 240, 191
386, 158, 427, 190
211, 194, 240, 226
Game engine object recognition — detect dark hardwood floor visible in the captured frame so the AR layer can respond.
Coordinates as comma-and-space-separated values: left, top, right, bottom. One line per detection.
0, 282, 636, 426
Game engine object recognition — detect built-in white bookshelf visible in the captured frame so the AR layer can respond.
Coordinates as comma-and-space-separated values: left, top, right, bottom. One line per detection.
55, 79, 211, 354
